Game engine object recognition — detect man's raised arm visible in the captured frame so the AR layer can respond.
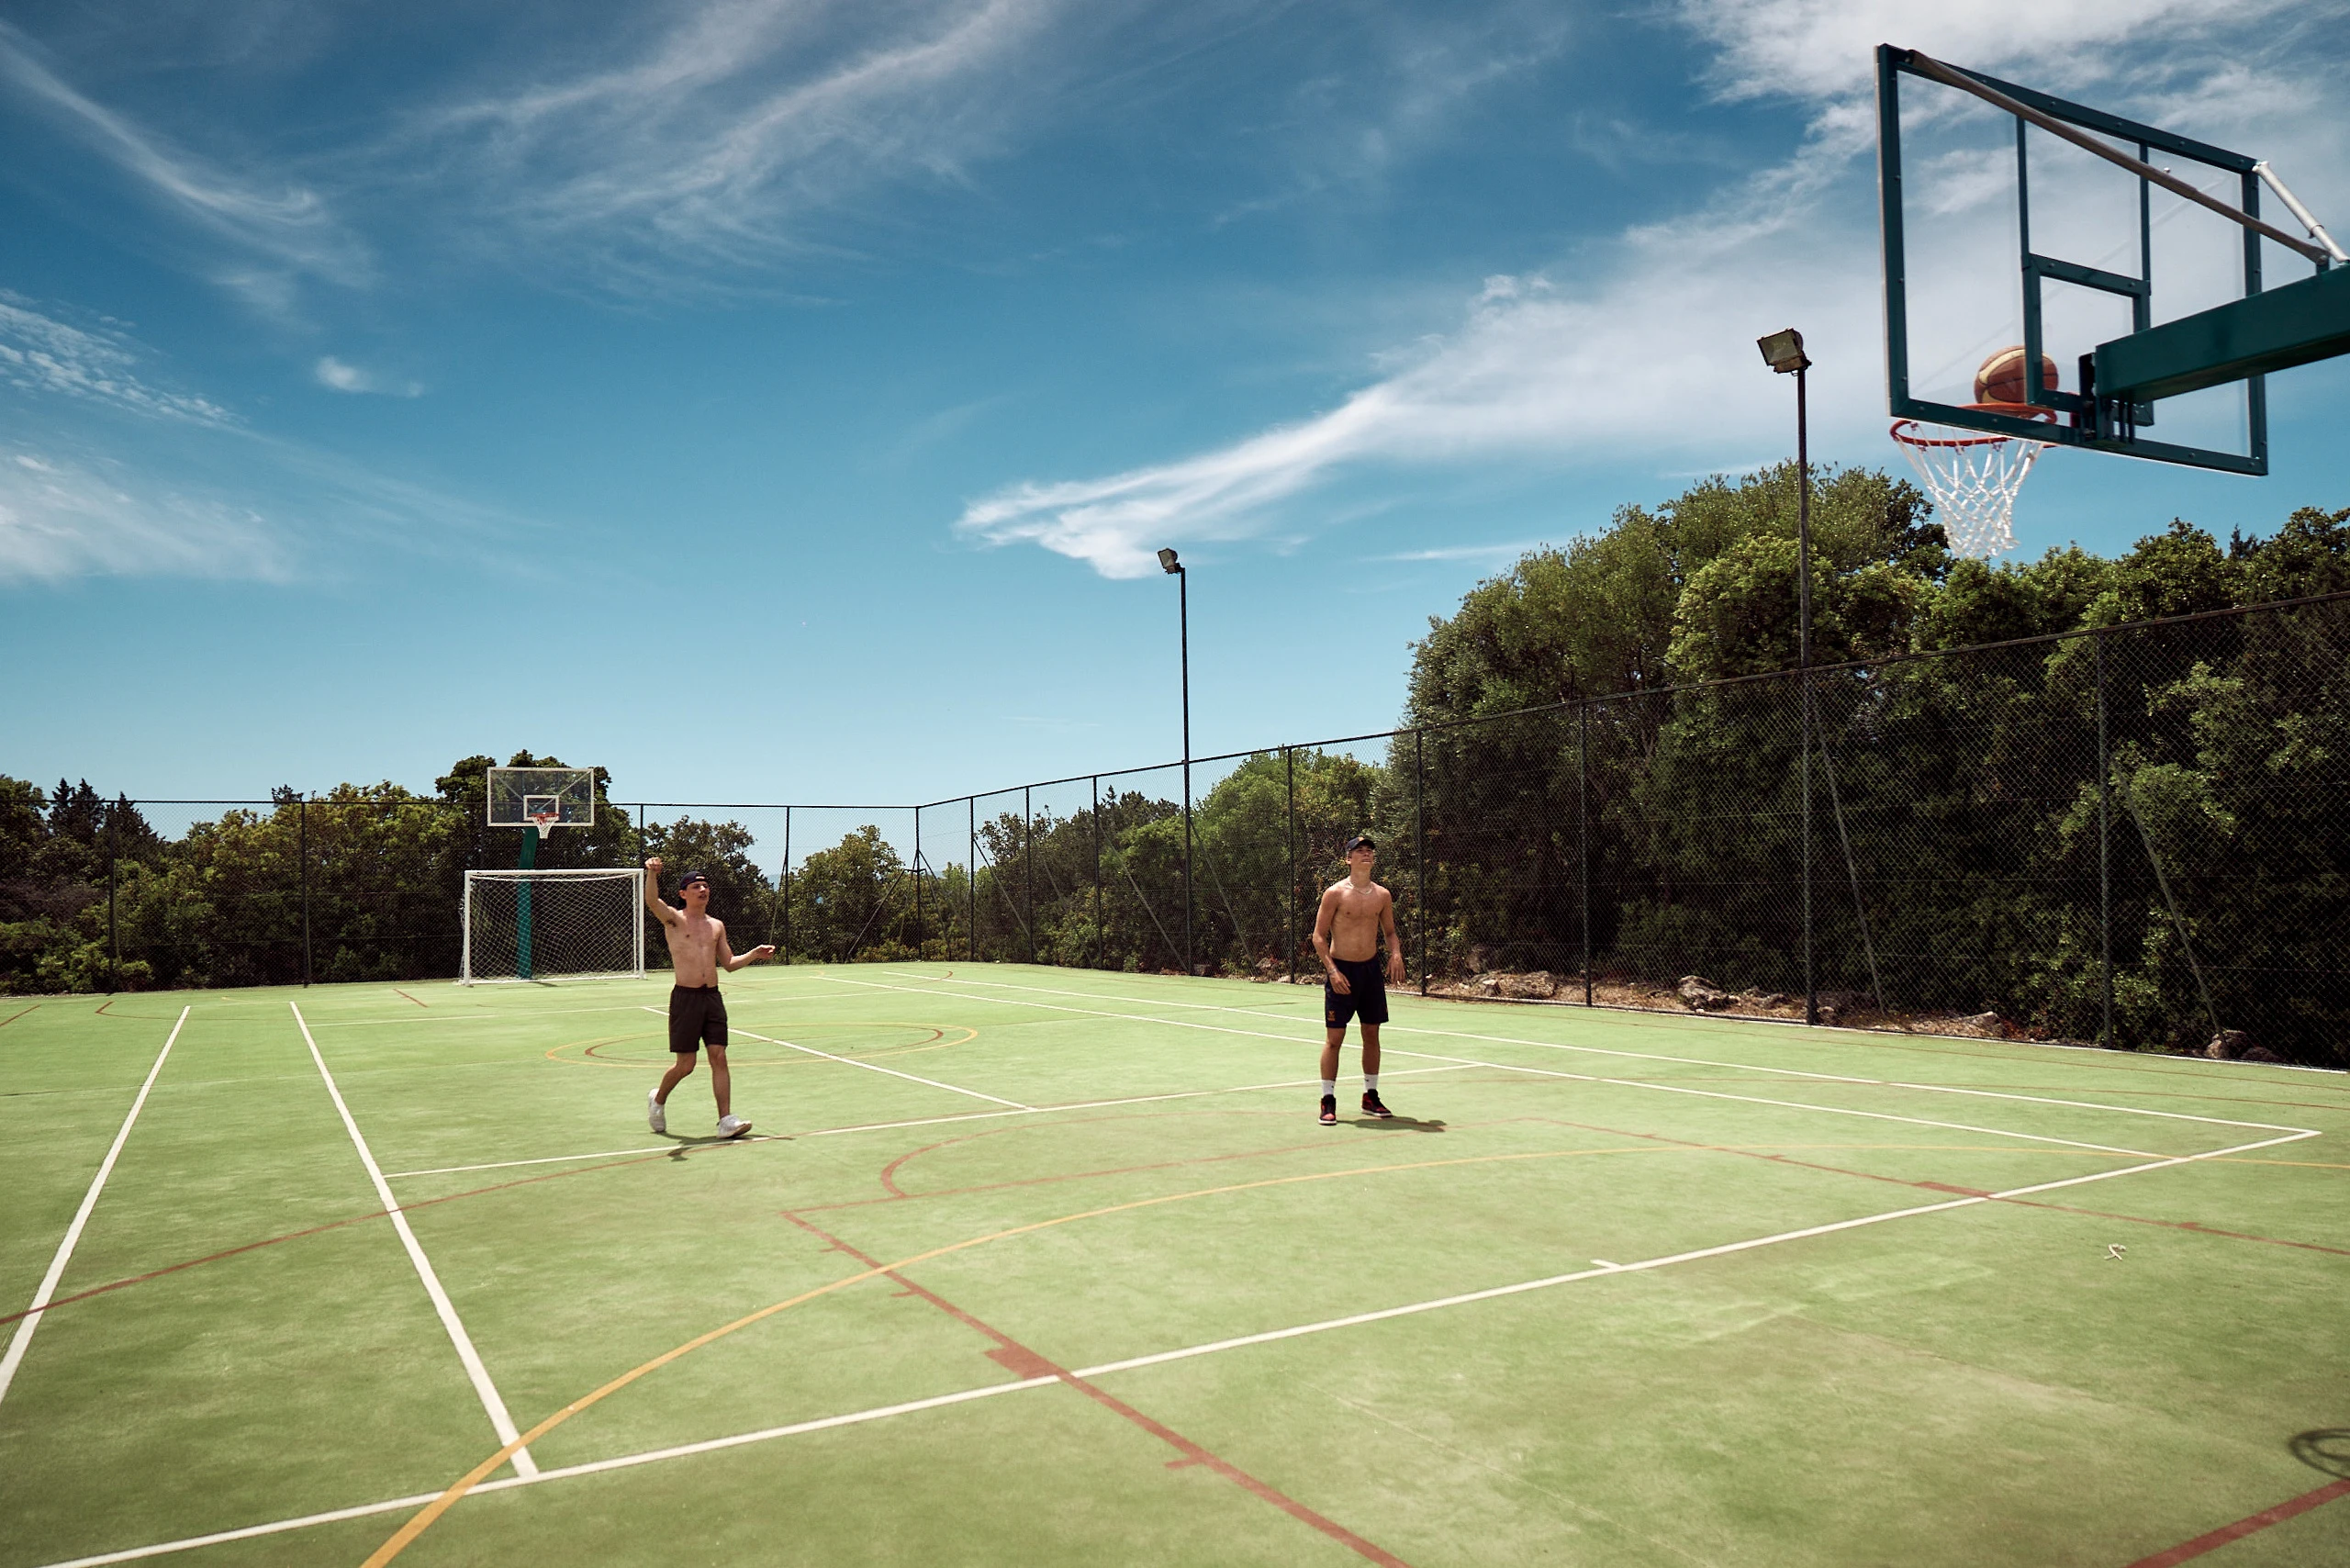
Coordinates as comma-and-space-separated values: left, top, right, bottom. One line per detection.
643, 857, 680, 926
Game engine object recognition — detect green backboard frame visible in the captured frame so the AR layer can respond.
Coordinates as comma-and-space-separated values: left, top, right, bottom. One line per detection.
1878, 45, 2340, 476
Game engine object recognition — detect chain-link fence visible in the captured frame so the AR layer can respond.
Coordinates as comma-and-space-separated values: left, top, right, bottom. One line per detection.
10, 594, 2344, 1067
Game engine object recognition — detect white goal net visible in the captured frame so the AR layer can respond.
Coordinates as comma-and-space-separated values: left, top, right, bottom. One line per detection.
462, 868, 645, 985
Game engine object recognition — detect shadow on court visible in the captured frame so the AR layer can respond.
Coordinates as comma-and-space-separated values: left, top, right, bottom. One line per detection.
1344, 1116, 1447, 1133
2293, 1430, 2350, 1478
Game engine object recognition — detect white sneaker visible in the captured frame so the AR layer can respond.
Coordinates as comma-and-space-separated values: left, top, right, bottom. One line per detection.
647, 1092, 666, 1135
717, 1114, 753, 1139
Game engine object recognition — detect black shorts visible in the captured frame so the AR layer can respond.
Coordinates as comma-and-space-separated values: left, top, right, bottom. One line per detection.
1324, 957, 1389, 1029
668, 986, 729, 1053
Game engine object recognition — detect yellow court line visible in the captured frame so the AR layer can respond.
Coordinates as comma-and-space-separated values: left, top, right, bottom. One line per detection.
544, 1025, 979, 1069
360, 1138, 2123, 1564
2214, 1156, 2350, 1170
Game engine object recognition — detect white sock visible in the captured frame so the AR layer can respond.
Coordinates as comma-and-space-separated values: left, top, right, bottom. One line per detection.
1364, 1074, 1380, 1092
1320, 1080, 1336, 1097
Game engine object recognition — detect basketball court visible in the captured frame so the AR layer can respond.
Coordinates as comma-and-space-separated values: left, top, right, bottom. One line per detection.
4, 966, 2345, 1567
6, 40, 2350, 1568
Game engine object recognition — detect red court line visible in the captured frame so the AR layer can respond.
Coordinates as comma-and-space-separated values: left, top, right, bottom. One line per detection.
783, 1211, 1416, 1568
0, 1137, 757, 1328
1525, 1117, 2350, 1259
830, 1107, 2346, 1264
2002, 1200, 2350, 1259
0, 1004, 37, 1029
2125, 1476, 2350, 1566
864, 1107, 1328, 1204
393, 990, 429, 1008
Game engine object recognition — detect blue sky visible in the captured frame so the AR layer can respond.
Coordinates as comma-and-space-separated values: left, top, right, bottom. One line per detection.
4, 0, 2346, 842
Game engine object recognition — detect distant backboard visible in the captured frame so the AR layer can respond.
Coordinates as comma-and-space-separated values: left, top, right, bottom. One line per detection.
1877, 44, 2344, 476
486, 766, 597, 830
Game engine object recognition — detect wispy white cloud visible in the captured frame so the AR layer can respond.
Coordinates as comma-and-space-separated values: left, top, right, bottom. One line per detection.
1673, 0, 2307, 106
315, 356, 422, 397
0, 447, 286, 582
1377, 539, 1550, 564
0, 21, 368, 294
0, 293, 234, 425
408, 0, 1061, 281
960, 2, 2350, 577
0, 299, 532, 582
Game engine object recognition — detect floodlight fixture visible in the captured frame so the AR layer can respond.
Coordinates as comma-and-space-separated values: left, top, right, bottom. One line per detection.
1158, 546, 1181, 574
1757, 329, 1810, 375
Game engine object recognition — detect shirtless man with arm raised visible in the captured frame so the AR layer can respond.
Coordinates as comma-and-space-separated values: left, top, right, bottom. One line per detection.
643, 857, 774, 1138
1311, 834, 1405, 1126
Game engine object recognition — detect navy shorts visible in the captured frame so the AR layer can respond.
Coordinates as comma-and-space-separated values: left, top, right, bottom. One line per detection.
668, 985, 728, 1053
1324, 957, 1389, 1029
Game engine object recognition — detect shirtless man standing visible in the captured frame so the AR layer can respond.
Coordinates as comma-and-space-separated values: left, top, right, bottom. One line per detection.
643, 857, 775, 1138
1311, 834, 1405, 1125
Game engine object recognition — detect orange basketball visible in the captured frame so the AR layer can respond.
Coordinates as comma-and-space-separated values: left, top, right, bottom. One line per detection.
1975, 346, 2060, 407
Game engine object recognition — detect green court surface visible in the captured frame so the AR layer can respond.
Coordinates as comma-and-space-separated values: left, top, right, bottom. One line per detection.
3, 968, 2347, 1568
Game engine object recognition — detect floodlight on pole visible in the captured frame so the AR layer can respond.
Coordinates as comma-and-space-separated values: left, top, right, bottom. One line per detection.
1158, 545, 1194, 975
1757, 328, 1810, 375
1758, 327, 1816, 1026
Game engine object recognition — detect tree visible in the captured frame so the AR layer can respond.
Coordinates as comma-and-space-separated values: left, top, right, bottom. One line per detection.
784, 826, 907, 962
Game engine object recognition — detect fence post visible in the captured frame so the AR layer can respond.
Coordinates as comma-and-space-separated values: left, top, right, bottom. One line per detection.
300, 794, 313, 988
1415, 727, 1427, 996
106, 805, 119, 994
1024, 785, 1035, 965
1801, 673, 1815, 1025
1284, 746, 1296, 985
780, 807, 791, 964
968, 796, 977, 963
2097, 630, 2112, 1047
913, 808, 923, 958
1579, 702, 1592, 1007
1091, 776, 1102, 969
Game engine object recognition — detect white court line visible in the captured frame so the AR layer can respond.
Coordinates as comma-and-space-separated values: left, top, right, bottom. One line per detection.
291, 1002, 539, 1480
383, 1064, 1479, 1180
29, 1375, 1063, 1568
0, 1006, 189, 1411
824, 973, 2183, 1159
868, 970, 2314, 1138
39, 1120, 2320, 1568
635, 1006, 1030, 1109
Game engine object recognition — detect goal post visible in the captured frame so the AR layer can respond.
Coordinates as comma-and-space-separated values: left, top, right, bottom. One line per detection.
461, 868, 646, 985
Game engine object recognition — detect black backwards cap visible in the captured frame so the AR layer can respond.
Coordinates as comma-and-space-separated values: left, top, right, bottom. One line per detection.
678, 869, 711, 888
1343, 834, 1376, 854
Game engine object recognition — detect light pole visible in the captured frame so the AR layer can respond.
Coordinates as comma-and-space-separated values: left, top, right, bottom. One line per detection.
1158, 546, 1194, 976
1756, 328, 1816, 1026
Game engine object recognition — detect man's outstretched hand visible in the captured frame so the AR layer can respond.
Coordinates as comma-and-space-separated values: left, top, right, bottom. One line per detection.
749, 945, 777, 962
644, 856, 664, 877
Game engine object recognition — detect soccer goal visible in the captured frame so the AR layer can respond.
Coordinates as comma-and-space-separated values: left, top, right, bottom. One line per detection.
461, 868, 646, 985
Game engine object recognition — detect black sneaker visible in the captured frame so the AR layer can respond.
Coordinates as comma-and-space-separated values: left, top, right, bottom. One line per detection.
1318, 1095, 1337, 1126
1361, 1090, 1394, 1119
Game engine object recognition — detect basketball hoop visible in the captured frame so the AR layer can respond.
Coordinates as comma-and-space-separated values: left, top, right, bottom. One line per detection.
1890, 402, 2056, 560
526, 811, 562, 836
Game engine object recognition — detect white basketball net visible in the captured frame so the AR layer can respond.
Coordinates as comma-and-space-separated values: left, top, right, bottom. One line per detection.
1891, 419, 2050, 560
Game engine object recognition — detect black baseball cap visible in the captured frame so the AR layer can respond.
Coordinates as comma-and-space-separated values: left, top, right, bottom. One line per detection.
678, 869, 711, 888
1343, 834, 1376, 854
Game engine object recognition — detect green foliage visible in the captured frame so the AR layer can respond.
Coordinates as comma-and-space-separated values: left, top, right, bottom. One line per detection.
780, 825, 904, 963
1393, 472, 2350, 1063
6, 490, 2344, 1065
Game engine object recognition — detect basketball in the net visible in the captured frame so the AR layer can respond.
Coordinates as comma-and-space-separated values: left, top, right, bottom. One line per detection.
1975, 346, 2060, 406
